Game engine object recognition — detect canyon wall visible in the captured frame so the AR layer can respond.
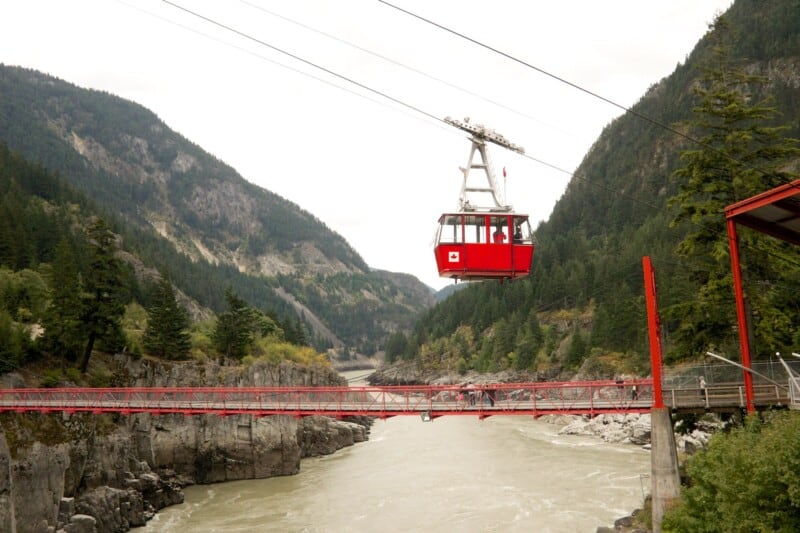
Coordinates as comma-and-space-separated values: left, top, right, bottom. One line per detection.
0, 356, 370, 532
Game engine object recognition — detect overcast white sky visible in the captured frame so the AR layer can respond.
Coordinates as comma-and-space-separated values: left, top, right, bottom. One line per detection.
1, 0, 733, 290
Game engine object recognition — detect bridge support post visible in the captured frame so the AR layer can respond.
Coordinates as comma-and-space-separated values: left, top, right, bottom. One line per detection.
726, 219, 755, 413
650, 407, 680, 533
642, 257, 680, 531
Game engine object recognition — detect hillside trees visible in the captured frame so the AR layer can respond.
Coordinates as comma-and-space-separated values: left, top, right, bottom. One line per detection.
39, 238, 84, 363
667, 14, 800, 360
0, 268, 42, 371
0, 143, 334, 371
143, 276, 191, 360
2, 64, 427, 354
384, 331, 410, 363
212, 288, 284, 360
212, 289, 260, 360
0, 308, 33, 372
78, 218, 127, 373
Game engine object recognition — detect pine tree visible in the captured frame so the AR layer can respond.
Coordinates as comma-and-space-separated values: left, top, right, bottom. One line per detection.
564, 326, 587, 370
212, 288, 259, 360
514, 310, 543, 370
40, 237, 84, 363
384, 331, 408, 364
143, 276, 191, 360
78, 218, 126, 373
668, 15, 800, 358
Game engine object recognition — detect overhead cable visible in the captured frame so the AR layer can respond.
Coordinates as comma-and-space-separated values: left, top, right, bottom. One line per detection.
116, 0, 430, 125
160, 0, 796, 263
238, 0, 573, 138
376, 1, 705, 146
376, 0, 800, 191
163, 0, 444, 125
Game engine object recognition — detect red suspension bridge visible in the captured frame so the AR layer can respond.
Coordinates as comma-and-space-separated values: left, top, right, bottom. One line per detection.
4, 185, 799, 423
0, 379, 791, 420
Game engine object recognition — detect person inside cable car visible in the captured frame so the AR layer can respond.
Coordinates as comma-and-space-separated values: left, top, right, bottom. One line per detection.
493, 227, 506, 243
513, 225, 523, 243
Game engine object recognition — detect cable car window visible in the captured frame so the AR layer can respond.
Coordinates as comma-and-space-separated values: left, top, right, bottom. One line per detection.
490, 216, 507, 243
464, 215, 485, 243
437, 215, 462, 244
512, 216, 533, 243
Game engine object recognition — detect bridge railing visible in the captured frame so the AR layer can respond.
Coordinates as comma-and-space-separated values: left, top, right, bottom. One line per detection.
664, 361, 800, 388
661, 382, 790, 410
789, 377, 800, 409
2, 377, 788, 416
0, 380, 654, 418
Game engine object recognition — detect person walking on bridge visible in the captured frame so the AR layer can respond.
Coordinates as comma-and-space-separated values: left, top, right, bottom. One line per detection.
699, 376, 706, 403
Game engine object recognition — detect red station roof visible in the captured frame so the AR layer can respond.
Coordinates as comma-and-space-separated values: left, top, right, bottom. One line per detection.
725, 179, 800, 246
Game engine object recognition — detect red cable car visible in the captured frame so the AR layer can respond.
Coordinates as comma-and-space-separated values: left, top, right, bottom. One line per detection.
434, 118, 535, 282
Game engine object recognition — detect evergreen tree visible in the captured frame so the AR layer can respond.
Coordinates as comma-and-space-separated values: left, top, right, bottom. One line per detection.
668, 15, 800, 358
0, 310, 32, 371
491, 318, 515, 366
212, 288, 259, 360
281, 315, 307, 346
143, 276, 191, 360
514, 311, 543, 370
40, 238, 84, 363
78, 218, 126, 373
564, 326, 587, 370
384, 331, 408, 364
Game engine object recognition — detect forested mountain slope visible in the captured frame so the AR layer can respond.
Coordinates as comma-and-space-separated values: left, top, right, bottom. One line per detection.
399, 0, 800, 376
0, 64, 435, 354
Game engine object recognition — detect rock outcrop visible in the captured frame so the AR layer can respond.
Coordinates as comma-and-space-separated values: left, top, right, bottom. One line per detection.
0, 356, 371, 532
558, 414, 652, 445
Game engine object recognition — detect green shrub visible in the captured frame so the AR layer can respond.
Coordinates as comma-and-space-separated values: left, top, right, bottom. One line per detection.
41, 369, 63, 388
663, 412, 800, 532
65, 367, 82, 383
88, 368, 113, 387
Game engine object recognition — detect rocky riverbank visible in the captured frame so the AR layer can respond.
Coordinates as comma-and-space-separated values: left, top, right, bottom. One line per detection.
0, 355, 372, 533
554, 412, 717, 452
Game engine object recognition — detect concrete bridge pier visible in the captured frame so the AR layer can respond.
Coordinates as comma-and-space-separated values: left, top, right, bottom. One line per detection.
650, 407, 680, 532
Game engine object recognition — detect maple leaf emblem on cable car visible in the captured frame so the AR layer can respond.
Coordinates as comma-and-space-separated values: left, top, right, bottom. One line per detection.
448, 251, 460, 262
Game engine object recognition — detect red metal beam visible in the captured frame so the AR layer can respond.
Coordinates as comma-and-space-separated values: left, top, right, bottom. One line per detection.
725, 179, 800, 219
642, 256, 665, 409
726, 219, 755, 413
724, 180, 800, 414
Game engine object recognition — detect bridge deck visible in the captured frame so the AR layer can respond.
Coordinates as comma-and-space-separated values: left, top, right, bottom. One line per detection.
0, 380, 792, 418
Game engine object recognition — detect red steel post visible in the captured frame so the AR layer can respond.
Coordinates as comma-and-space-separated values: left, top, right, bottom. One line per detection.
642, 256, 664, 409
726, 219, 755, 413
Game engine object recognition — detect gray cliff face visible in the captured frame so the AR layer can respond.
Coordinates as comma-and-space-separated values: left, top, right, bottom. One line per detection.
0, 357, 370, 533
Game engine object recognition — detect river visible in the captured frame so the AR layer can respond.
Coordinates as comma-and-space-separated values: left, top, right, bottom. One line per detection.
139, 373, 650, 532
